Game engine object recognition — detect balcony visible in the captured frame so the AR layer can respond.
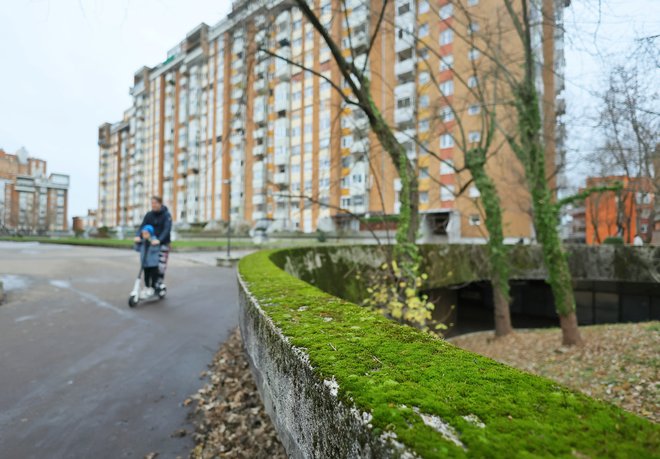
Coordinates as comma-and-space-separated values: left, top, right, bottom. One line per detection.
352, 31, 369, 52
394, 81, 416, 98
252, 194, 266, 205
274, 150, 289, 165
350, 139, 369, 155
254, 79, 268, 94
252, 211, 266, 220
347, 9, 368, 28
395, 58, 414, 78
253, 144, 265, 159
394, 107, 414, 124
274, 171, 289, 185
276, 62, 291, 81
253, 127, 265, 140
396, 10, 414, 29
395, 35, 413, 53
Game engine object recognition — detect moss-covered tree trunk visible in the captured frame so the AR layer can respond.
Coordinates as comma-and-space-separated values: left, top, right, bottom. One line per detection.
465, 149, 513, 337
515, 84, 583, 346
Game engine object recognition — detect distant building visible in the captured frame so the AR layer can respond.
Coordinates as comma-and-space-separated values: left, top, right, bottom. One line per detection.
0, 147, 69, 233
563, 204, 586, 244
584, 176, 654, 244
72, 209, 97, 233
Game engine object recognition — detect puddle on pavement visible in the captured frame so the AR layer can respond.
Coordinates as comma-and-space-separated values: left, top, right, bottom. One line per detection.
1, 274, 30, 291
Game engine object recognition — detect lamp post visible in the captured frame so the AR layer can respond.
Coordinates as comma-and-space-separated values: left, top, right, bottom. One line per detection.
223, 178, 231, 259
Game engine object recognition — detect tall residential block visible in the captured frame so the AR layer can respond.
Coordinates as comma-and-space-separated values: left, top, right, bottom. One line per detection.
0, 147, 69, 233
98, 0, 568, 242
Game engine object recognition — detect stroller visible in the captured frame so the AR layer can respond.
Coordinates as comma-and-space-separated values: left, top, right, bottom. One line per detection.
128, 237, 167, 307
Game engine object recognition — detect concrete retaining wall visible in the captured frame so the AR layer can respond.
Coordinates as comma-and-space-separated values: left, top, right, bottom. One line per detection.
237, 273, 412, 459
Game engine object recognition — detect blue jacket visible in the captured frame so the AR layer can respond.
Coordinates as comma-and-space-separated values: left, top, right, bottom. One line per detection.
137, 205, 172, 245
134, 241, 160, 268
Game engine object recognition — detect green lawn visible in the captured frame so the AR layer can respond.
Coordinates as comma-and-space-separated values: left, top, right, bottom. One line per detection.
0, 236, 256, 250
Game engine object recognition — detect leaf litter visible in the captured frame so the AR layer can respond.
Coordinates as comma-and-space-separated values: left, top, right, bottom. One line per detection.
188, 328, 286, 458
451, 321, 659, 423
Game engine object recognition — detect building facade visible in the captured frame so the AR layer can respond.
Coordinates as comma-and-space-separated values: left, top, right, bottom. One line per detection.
584, 176, 655, 244
0, 148, 69, 233
98, 0, 567, 242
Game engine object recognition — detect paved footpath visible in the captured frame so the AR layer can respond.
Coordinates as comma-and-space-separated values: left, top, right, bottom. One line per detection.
0, 242, 238, 459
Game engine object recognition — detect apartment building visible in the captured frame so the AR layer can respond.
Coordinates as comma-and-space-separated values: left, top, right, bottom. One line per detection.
0, 147, 69, 233
584, 176, 655, 244
98, 0, 568, 242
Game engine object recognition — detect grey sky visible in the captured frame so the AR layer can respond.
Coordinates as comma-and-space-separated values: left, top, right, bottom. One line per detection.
0, 0, 657, 218
0, 0, 232, 217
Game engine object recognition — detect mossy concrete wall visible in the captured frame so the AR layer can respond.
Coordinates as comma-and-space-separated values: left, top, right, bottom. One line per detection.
238, 249, 659, 458
237, 274, 413, 459
272, 244, 660, 304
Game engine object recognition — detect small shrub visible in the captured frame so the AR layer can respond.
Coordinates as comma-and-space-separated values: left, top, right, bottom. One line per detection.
604, 236, 624, 245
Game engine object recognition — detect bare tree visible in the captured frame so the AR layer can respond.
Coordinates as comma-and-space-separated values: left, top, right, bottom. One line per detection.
590, 62, 660, 242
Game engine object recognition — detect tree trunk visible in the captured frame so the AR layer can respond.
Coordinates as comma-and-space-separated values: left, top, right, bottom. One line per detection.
465, 149, 513, 337
559, 311, 583, 346
493, 283, 513, 337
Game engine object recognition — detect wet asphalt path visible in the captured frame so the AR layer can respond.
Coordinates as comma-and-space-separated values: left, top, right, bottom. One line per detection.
0, 242, 238, 459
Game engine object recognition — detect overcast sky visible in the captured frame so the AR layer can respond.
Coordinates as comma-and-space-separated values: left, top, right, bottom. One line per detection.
0, 0, 657, 217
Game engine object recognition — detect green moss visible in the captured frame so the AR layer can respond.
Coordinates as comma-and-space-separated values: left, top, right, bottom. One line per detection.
239, 249, 659, 458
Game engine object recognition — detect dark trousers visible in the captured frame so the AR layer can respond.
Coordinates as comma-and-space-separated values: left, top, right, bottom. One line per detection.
144, 267, 159, 288
157, 245, 170, 284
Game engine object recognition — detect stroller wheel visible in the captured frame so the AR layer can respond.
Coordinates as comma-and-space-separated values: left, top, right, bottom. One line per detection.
157, 286, 167, 299
128, 296, 138, 307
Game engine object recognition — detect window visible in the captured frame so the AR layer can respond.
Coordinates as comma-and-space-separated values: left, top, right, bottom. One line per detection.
468, 48, 480, 61
397, 97, 412, 108
398, 2, 411, 15
440, 80, 454, 95
469, 214, 481, 226
420, 167, 429, 178
420, 191, 429, 203
293, 38, 303, 48
439, 4, 453, 19
440, 29, 453, 46
419, 95, 430, 108
469, 186, 481, 198
293, 19, 302, 30
468, 76, 478, 88
468, 0, 479, 6
440, 159, 454, 175
419, 23, 429, 37
419, 119, 430, 132
468, 104, 481, 115
341, 135, 353, 148
440, 134, 454, 149
419, 0, 430, 13
469, 131, 481, 143
440, 106, 454, 121
418, 47, 429, 59
441, 185, 455, 201
305, 141, 313, 153
439, 54, 454, 71
468, 21, 480, 34
419, 71, 430, 84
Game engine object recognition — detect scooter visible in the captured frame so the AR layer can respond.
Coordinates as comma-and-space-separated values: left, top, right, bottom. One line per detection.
128, 243, 167, 307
